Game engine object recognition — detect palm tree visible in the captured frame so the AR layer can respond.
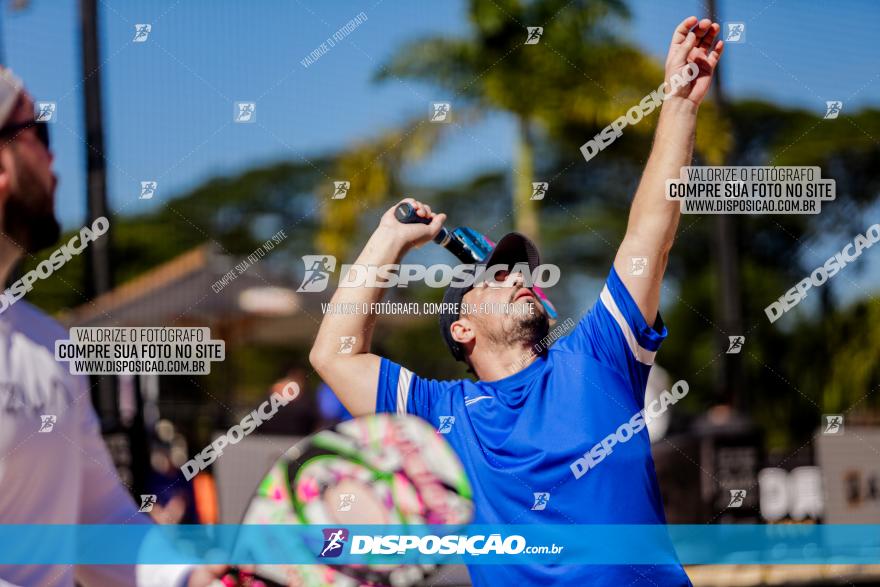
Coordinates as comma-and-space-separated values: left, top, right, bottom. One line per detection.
374, 0, 725, 242
316, 114, 466, 259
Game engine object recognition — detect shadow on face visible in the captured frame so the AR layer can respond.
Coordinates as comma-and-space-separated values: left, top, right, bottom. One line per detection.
456, 270, 550, 351
0, 93, 59, 254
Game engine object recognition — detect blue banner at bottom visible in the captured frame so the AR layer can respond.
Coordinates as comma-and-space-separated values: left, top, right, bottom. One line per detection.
0, 524, 877, 565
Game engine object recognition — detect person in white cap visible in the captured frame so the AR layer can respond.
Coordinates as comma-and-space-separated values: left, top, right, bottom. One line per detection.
0, 68, 227, 586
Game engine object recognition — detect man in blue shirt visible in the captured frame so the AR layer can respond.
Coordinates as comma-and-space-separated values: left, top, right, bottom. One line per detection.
310, 16, 723, 586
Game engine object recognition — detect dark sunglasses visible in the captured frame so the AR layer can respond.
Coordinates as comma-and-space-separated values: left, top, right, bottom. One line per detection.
0, 119, 50, 150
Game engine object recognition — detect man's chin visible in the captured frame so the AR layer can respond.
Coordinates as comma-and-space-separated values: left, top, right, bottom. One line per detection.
512, 310, 550, 349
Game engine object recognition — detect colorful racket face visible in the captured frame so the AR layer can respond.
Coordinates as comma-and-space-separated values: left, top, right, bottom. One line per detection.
239, 414, 474, 586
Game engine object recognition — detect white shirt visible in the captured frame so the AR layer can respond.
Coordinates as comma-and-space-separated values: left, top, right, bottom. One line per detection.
0, 301, 192, 587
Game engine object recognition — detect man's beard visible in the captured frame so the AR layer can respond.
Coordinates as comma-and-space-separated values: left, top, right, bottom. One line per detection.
486, 298, 550, 350
505, 305, 550, 349
2, 154, 59, 253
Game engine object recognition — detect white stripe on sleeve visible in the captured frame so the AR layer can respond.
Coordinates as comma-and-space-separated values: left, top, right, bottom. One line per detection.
396, 367, 414, 414
599, 285, 657, 365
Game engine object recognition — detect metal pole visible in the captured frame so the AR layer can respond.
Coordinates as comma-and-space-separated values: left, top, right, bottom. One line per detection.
80, 0, 112, 297
79, 0, 116, 427
707, 0, 744, 409
79, 0, 152, 496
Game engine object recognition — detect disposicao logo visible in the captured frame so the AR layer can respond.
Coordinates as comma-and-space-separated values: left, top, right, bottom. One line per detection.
319, 528, 349, 558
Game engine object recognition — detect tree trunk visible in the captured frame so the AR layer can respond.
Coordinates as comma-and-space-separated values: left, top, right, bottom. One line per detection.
514, 117, 540, 243
707, 0, 744, 410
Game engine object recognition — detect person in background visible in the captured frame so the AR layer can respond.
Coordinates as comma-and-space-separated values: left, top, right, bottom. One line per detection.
316, 381, 351, 428
257, 365, 318, 437
144, 421, 198, 525
0, 67, 226, 586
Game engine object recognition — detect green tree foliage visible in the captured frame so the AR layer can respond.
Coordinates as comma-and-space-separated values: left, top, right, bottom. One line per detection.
16, 2, 880, 451
375, 0, 690, 241
21, 158, 332, 314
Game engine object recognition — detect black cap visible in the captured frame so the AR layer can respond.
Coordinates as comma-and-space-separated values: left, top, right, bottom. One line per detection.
439, 232, 541, 362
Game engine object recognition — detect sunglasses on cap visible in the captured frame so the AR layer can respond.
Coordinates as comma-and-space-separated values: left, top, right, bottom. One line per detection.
0, 119, 50, 150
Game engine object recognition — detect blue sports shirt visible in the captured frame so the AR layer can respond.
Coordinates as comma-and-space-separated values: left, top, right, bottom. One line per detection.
376, 267, 691, 586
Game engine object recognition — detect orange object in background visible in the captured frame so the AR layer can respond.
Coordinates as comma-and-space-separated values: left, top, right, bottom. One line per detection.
193, 472, 219, 524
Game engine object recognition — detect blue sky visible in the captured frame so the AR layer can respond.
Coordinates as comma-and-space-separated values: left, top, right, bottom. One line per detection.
3, 0, 878, 232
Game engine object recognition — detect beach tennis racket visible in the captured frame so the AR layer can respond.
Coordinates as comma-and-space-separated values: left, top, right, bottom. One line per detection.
394, 202, 558, 320
229, 413, 474, 586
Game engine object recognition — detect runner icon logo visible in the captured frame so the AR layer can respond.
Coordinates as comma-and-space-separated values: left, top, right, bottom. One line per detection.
35, 102, 56, 123
337, 493, 356, 512
319, 528, 349, 558
431, 102, 451, 123
337, 336, 356, 354
133, 24, 152, 42
38, 414, 57, 433
525, 27, 543, 45
531, 492, 550, 511
823, 414, 844, 435
139, 494, 157, 513
726, 336, 744, 354
727, 489, 746, 508
530, 182, 548, 200
824, 101, 843, 119
332, 181, 350, 199
725, 22, 745, 43
298, 255, 337, 292
630, 256, 648, 276
140, 181, 157, 200
438, 416, 455, 434
234, 102, 256, 123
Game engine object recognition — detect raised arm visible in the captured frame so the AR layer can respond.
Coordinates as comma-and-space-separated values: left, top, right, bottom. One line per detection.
309, 199, 445, 416
613, 16, 723, 325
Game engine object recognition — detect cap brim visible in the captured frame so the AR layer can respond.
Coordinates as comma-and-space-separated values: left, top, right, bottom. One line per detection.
484, 232, 541, 271
439, 232, 545, 362
0, 69, 23, 129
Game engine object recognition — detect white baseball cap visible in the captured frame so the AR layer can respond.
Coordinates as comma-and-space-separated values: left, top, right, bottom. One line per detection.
0, 68, 23, 129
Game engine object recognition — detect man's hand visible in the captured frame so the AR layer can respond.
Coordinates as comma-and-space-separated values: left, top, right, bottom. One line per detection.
376, 197, 446, 252
664, 16, 723, 107
309, 198, 446, 417
612, 16, 722, 324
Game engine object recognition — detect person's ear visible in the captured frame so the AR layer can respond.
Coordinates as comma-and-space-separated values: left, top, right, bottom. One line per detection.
450, 317, 475, 347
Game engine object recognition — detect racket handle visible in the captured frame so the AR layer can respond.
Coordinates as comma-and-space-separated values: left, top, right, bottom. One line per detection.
394, 202, 448, 244
394, 202, 430, 224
